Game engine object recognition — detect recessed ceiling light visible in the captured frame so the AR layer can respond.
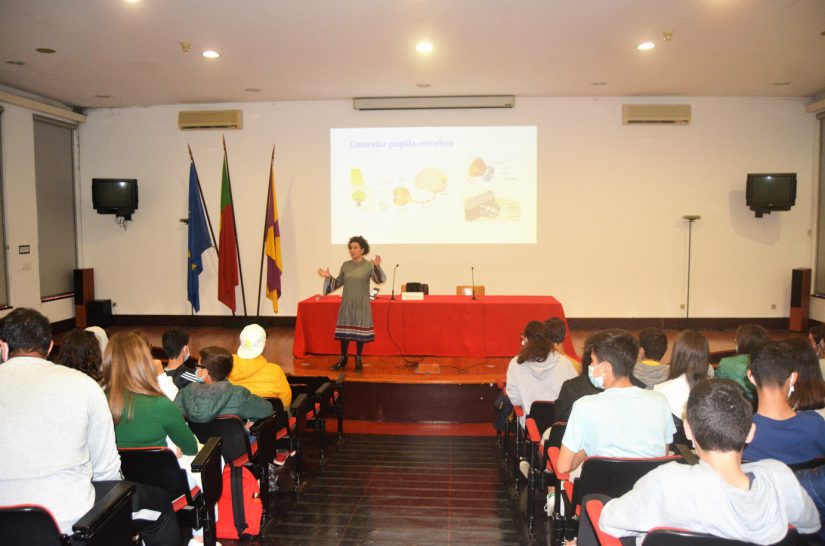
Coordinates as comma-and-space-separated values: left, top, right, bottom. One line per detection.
124, 0, 140, 3
416, 42, 434, 53
416, 83, 431, 88
95, 94, 112, 99
591, 81, 608, 86
245, 88, 261, 93
773, 80, 791, 86
5, 60, 25, 66
637, 41, 655, 51
35, 48, 56, 54
202, 50, 220, 59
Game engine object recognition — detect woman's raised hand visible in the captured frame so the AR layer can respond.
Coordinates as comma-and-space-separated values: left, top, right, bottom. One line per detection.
373, 255, 382, 267
317, 267, 331, 278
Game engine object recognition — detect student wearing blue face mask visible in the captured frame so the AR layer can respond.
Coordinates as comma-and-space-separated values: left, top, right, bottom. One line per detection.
556, 329, 675, 476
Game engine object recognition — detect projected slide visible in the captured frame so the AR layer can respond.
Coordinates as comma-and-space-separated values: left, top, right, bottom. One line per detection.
330, 126, 537, 244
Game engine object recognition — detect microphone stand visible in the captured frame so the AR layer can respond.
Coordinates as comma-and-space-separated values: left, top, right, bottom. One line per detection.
471, 266, 476, 300
390, 264, 399, 300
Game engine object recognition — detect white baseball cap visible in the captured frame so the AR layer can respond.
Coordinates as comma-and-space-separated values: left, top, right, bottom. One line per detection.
237, 324, 266, 359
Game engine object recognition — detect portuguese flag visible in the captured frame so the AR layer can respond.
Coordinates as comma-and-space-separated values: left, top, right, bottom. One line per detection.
217, 150, 239, 312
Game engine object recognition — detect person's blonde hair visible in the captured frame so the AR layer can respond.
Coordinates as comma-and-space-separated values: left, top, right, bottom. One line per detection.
101, 331, 163, 425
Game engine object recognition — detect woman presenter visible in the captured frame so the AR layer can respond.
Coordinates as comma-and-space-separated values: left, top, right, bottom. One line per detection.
317, 235, 386, 371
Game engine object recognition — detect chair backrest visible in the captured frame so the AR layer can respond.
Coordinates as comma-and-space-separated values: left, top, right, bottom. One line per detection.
528, 401, 555, 432
191, 437, 223, 508
642, 528, 798, 545
0, 505, 67, 546
671, 415, 692, 447
787, 458, 825, 471
456, 285, 485, 296
249, 414, 278, 467
188, 416, 252, 463
117, 447, 190, 505
546, 422, 567, 450
576, 456, 681, 504
584, 499, 622, 546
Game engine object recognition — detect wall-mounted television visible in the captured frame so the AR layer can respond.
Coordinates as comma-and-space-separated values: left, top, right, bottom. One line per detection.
92, 178, 138, 220
746, 173, 796, 218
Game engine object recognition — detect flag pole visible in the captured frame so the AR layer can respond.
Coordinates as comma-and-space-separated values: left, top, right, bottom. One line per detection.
188, 145, 219, 256
223, 136, 248, 316
255, 145, 275, 316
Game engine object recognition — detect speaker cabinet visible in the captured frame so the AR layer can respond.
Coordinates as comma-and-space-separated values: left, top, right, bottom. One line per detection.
87, 299, 113, 329
789, 268, 811, 332
74, 268, 95, 328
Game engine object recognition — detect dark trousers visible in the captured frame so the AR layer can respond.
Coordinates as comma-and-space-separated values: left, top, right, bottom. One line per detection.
93, 481, 180, 546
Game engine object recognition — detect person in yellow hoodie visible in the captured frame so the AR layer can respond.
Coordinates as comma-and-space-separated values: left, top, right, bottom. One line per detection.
229, 324, 292, 410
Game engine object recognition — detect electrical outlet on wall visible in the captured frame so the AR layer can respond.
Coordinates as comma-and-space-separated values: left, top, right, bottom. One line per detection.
679, 304, 685, 310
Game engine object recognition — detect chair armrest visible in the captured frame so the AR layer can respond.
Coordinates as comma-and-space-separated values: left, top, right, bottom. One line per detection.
335, 373, 345, 387
584, 499, 623, 546
315, 382, 333, 403
546, 446, 569, 481
191, 437, 223, 506
191, 437, 222, 472
525, 418, 541, 443
672, 444, 699, 465
513, 405, 524, 418
72, 482, 135, 540
290, 393, 309, 433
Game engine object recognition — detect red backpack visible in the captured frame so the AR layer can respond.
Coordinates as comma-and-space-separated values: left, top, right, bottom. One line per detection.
216, 465, 262, 540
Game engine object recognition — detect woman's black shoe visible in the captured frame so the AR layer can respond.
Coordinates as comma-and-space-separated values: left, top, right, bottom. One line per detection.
331, 356, 348, 370
355, 356, 363, 371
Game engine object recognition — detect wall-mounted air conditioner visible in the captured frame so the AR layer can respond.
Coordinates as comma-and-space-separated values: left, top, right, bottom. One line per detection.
622, 104, 691, 125
178, 109, 243, 130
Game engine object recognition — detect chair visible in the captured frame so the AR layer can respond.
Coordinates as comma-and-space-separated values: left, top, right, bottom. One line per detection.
262, 394, 308, 485
401, 282, 429, 295
190, 437, 222, 546
520, 401, 556, 534
671, 415, 693, 449
456, 285, 485, 297
287, 374, 343, 462
0, 482, 135, 546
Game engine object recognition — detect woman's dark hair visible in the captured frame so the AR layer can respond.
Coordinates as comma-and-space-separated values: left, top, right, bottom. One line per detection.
667, 330, 709, 389
55, 329, 103, 382
348, 235, 369, 255
543, 318, 567, 345
785, 337, 825, 411
517, 321, 552, 364
735, 324, 770, 356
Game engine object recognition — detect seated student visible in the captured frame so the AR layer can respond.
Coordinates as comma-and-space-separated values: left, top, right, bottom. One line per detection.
0, 308, 179, 546
556, 330, 675, 476
54, 328, 103, 383
743, 342, 825, 465
176, 346, 274, 423
544, 317, 580, 373
654, 330, 710, 421
505, 320, 577, 425
554, 330, 647, 423
598, 378, 820, 545
796, 464, 825, 542
808, 324, 825, 380
230, 324, 292, 408
633, 327, 669, 388
785, 337, 825, 417
716, 323, 770, 399
162, 328, 199, 389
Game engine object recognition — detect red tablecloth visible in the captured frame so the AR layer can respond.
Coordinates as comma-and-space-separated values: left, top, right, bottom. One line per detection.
293, 295, 577, 359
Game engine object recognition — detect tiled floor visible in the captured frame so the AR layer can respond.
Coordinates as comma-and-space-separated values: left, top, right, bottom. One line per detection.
253, 434, 530, 545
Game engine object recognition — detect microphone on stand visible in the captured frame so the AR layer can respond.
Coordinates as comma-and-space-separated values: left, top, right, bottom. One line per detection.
471, 266, 476, 300
390, 264, 399, 300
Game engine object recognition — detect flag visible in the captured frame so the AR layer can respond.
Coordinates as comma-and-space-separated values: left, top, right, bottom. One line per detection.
187, 160, 212, 312
217, 149, 239, 312
264, 150, 282, 312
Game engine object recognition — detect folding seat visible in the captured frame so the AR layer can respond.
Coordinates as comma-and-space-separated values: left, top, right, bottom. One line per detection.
286, 373, 343, 462
263, 394, 308, 485
0, 482, 135, 546
520, 400, 556, 534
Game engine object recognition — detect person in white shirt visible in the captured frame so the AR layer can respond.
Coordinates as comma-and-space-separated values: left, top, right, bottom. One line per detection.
654, 330, 711, 421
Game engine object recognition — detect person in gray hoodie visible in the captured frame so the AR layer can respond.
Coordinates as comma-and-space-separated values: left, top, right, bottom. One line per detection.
505, 320, 577, 426
175, 346, 274, 423
595, 378, 820, 545
633, 327, 670, 388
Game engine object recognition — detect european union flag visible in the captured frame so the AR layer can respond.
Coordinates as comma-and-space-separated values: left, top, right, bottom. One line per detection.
187, 161, 212, 312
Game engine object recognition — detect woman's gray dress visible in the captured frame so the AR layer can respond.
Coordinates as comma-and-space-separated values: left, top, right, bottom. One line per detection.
323, 260, 386, 342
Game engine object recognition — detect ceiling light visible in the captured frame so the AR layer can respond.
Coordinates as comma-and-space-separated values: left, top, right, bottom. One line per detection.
245, 88, 261, 93
5, 60, 25, 66
416, 83, 431, 88
179, 41, 191, 53
416, 42, 434, 53
773, 81, 791, 86
662, 31, 673, 41
35, 48, 56, 54
124, 0, 140, 3
591, 81, 608, 86
637, 41, 655, 50
95, 94, 112, 99
202, 50, 220, 59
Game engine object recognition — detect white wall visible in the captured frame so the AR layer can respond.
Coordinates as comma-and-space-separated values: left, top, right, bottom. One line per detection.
77, 97, 816, 319
0, 101, 77, 322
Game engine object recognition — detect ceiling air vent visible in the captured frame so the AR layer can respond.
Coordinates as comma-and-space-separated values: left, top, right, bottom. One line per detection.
178, 109, 243, 130
622, 104, 691, 125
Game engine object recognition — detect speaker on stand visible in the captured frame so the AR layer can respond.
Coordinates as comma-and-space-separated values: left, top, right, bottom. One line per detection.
789, 268, 811, 332
74, 268, 95, 328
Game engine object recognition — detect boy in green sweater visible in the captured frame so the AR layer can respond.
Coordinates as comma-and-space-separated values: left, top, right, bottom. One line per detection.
175, 346, 273, 423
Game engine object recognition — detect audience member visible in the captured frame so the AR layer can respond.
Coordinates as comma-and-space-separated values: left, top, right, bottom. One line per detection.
0, 308, 179, 545
162, 328, 199, 389
556, 329, 675, 475
544, 317, 579, 373
808, 324, 825, 379
176, 346, 273, 423
654, 330, 710, 420
785, 337, 825, 416
231, 324, 292, 408
796, 464, 825, 542
633, 327, 669, 388
716, 323, 770, 399
598, 379, 820, 544
54, 328, 103, 383
85, 325, 109, 354
506, 320, 577, 426
742, 342, 825, 465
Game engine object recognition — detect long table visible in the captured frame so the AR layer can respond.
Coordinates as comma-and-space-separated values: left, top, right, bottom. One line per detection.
293, 294, 576, 358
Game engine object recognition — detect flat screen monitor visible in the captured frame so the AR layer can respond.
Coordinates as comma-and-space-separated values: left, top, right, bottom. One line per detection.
92, 178, 138, 218
746, 173, 796, 217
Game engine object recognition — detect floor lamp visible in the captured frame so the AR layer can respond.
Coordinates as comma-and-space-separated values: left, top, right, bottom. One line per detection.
682, 215, 701, 326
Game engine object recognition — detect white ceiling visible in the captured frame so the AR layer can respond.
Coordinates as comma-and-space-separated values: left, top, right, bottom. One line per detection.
1, 0, 824, 109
